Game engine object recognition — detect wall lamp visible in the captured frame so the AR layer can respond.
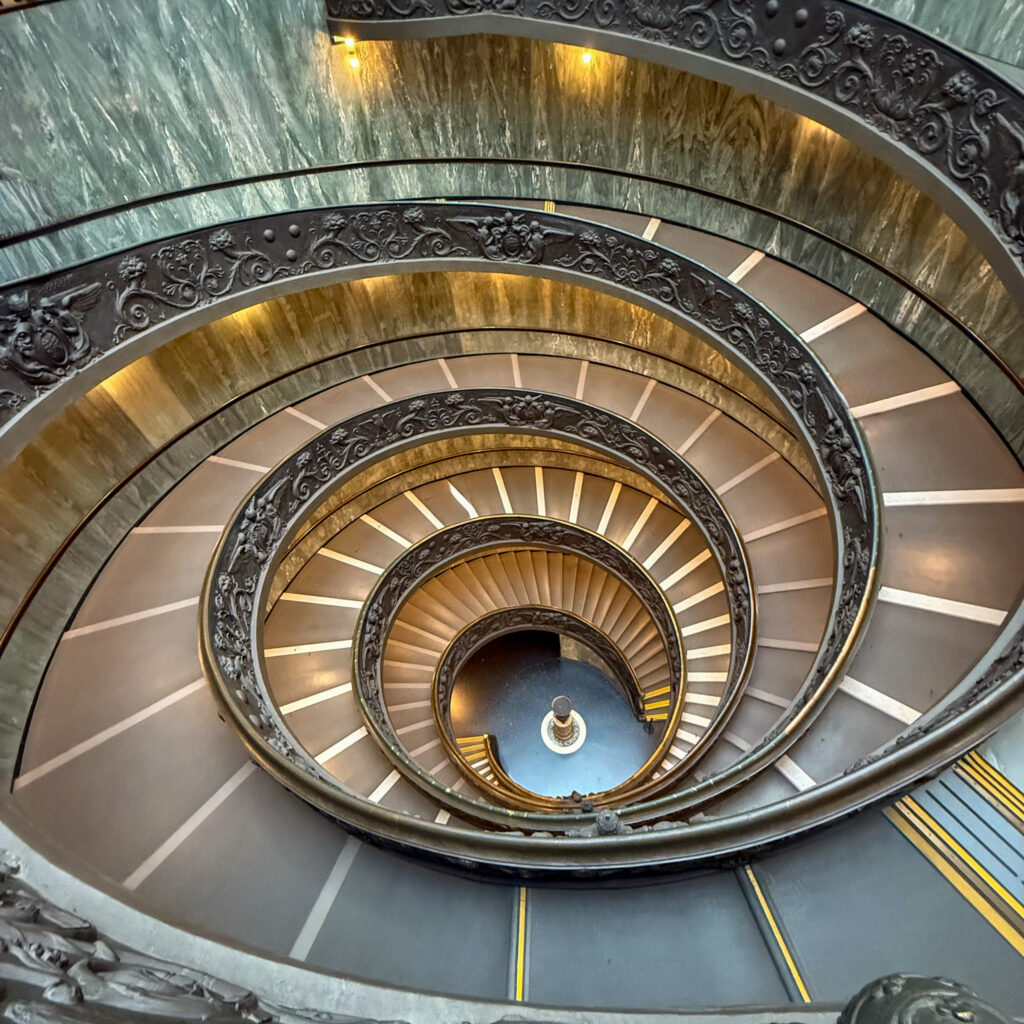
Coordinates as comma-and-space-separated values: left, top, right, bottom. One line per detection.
331, 33, 359, 67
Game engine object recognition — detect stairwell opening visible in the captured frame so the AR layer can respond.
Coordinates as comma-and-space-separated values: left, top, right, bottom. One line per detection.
448, 628, 659, 799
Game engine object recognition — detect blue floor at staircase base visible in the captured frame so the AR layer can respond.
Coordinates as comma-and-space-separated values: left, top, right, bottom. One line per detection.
450, 630, 661, 798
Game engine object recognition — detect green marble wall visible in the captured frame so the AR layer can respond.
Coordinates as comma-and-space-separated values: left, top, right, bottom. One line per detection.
856, 0, 1024, 70
1, 0, 1022, 463
0, 1, 1019, 366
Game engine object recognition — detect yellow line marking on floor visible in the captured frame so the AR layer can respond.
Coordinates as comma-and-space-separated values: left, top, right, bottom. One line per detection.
902, 797, 1024, 920
956, 762, 1024, 827
515, 886, 528, 1001
960, 753, 1024, 823
886, 804, 1024, 956
744, 865, 810, 1001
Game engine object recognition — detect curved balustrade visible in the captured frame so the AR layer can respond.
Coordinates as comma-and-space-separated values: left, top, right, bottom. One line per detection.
0, 201, 878, 825
2, 2, 1024, 1014
355, 518, 687, 817
325, 0, 1024, 308
201, 393, 759, 837
9, 201, 1024, 880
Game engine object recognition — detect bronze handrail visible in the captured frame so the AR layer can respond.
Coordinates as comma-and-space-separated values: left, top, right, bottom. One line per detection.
2, 157, 1020, 409
354, 529, 686, 820
202, 385, 767, 837
183, 203, 877, 859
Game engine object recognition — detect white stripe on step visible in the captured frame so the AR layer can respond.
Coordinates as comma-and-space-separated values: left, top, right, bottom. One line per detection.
850, 381, 960, 418
801, 302, 865, 342
123, 763, 255, 890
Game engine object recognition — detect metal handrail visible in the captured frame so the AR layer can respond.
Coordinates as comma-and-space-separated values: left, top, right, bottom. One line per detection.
431, 604, 660, 812
3, 200, 879, 866
3, 155, 1018, 403
202, 387, 757, 833
326, 1, 1024, 309
352, 524, 686, 822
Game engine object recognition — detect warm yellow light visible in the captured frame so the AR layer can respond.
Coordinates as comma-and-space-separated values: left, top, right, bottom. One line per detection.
581, 50, 592, 64
343, 36, 355, 48
349, 55, 360, 68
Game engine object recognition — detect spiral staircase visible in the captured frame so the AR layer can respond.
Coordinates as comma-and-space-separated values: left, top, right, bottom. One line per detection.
1, 1, 1024, 1022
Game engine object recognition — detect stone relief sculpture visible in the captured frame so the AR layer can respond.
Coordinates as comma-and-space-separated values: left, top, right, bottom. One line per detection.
0, 858, 387, 1024
0, 849, 1009, 1024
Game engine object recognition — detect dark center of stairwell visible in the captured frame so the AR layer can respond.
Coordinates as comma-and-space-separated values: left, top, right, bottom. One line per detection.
449, 630, 660, 798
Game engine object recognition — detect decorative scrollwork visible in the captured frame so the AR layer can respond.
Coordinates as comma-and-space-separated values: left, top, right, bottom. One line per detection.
325, 2, 1024, 268
0, 283, 102, 402
146, 202, 879, 842
0, 200, 880, 844
0, 857, 395, 1024
206, 394, 751, 797
359, 521, 681, 799
112, 229, 293, 342
434, 605, 643, 728
1, 208, 874, 654
839, 973, 1010, 1024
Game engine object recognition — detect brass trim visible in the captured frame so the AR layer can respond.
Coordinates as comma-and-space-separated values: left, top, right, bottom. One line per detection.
431, 604, 656, 811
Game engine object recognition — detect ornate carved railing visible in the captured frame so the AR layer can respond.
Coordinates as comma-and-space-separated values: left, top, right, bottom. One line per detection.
0, 187, 1015, 869
356, 521, 686, 816
0, 856, 1012, 1023
324, 1, 1024, 305
436, 604, 645, 726
202, 394, 761, 834
127, 202, 884, 866
4, 164, 1018, 461
0, 198, 887, 866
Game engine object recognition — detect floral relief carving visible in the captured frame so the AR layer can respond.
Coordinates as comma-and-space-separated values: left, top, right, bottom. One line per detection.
0, 283, 101, 396
207, 391, 755, 806
0, 858, 398, 1023
0, 201, 879, 823
325, 1, 1024, 264
113, 229, 292, 341
839, 973, 1010, 1024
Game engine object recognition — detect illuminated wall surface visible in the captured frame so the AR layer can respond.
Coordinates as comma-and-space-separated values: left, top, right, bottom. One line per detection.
0, 1, 1023, 1020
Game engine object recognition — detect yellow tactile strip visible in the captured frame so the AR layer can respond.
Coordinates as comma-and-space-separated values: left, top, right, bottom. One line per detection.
885, 791, 1024, 957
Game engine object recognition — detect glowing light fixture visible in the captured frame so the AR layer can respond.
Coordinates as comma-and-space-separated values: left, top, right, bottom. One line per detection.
581, 50, 593, 64
334, 33, 359, 67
